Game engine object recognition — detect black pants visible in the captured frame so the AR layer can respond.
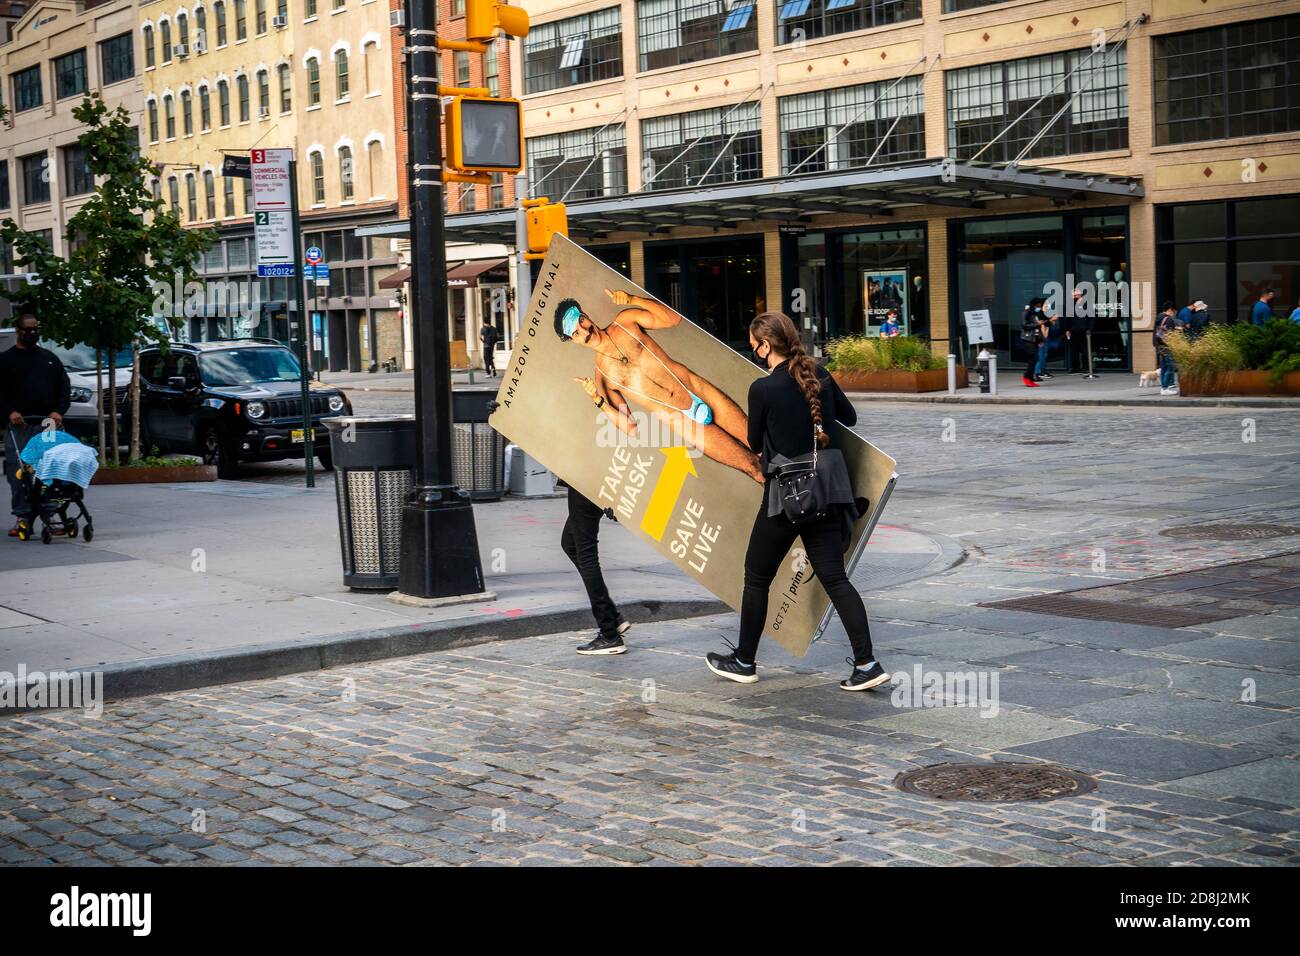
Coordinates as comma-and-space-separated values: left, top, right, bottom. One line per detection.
561, 487, 623, 635
5, 422, 36, 518
484, 352, 496, 374
737, 502, 875, 665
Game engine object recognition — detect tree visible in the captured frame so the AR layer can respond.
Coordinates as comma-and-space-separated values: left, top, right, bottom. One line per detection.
1, 95, 215, 463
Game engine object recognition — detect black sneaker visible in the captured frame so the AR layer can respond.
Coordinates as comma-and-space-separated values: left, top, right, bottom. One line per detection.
706, 650, 757, 684
577, 633, 626, 655
839, 659, 891, 692
1042, 371, 1054, 379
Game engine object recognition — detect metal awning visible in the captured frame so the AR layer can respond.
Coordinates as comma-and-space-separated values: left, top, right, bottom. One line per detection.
439, 157, 1143, 245
446, 258, 509, 287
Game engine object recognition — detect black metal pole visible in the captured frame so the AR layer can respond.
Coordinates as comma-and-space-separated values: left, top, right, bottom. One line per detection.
289, 159, 314, 489
397, 0, 486, 599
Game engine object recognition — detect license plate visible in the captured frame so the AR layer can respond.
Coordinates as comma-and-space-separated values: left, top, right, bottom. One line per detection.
291, 428, 315, 444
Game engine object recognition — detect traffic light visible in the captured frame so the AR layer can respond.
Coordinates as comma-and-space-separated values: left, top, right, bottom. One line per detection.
524, 198, 567, 260
466, 0, 529, 44
445, 97, 523, 173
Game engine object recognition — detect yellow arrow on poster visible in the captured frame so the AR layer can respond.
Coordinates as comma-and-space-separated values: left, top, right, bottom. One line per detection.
640, 446, 698, 541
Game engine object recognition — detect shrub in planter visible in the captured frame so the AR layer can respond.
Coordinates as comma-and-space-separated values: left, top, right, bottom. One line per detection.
1163, 326, 1243, 391
1166, 319, 1300, 391
825, 335, 945, 373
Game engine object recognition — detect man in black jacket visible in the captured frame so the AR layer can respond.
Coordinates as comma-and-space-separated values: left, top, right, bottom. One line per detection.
0, 314, 71, 533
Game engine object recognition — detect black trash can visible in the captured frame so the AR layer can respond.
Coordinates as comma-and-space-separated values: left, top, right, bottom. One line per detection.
452, 387, 507, 500
325, 415, 416, 590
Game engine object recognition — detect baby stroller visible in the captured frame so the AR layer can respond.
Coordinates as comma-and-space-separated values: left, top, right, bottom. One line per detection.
13, 427, 98, 544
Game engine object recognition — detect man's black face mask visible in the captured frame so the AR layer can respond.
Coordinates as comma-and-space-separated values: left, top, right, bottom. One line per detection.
18, 327, 38, 345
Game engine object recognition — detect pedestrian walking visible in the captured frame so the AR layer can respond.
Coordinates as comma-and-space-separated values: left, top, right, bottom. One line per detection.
560, 483, 631, 655
1154, 301, 1184, 396
1289, 301, 1300, 323
0, 313, 71, 535
1020, 298, 1049, 387
705, 311, 889, 692
1188, 300, 1211, 338
480, 320, 500, 375
1251, 289, 1275, 326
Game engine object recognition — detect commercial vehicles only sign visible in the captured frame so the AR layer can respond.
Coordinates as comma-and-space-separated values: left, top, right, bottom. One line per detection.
250, 148, 293, 211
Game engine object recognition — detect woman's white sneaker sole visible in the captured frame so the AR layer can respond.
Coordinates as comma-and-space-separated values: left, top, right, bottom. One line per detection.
840, 671, 892, 692
706, 659, 758, 684
576, 644, 627, 656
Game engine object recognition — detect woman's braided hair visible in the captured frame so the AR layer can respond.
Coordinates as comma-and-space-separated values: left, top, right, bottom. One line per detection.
750, 311, 830, 448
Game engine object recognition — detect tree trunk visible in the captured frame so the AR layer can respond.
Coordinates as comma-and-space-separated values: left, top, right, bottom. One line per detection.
129, 340, 141, 463
108, 356, 119, 466
95, 349, 107, 467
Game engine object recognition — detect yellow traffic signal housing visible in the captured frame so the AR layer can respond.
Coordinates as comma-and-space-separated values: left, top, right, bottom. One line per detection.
525, 200, 568, 258
445, 97, 524, 173
466, 1, 529, 43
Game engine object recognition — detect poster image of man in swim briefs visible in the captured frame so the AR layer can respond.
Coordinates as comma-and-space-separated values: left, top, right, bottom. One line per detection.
555, 289, 764, 484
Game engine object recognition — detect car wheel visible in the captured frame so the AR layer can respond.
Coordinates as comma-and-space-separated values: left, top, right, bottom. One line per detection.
202, 427, 239, 479
316, 448, 334, 471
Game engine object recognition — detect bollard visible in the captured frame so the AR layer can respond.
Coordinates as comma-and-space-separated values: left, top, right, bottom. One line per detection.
988, 354, 998, 395
1082, 331, 1098, 379
947, 354, 957, 395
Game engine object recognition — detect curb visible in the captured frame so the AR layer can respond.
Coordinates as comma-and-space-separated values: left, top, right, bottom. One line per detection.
39, 597, 728, 709
846, 393, 1300, 409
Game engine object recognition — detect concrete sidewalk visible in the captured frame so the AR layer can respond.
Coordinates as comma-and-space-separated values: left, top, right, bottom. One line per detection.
0, 477, 958, 697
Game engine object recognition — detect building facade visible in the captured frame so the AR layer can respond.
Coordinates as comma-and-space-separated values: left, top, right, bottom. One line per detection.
0, 0, 142, 323
434, 0, 1300, 374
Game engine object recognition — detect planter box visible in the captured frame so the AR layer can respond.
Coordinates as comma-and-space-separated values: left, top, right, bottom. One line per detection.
91, 464, 217, 485
832, 366, 969, 394
1179, 370, 1300, 397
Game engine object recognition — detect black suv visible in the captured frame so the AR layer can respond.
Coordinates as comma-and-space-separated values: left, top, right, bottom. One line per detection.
137, 340, 351, 478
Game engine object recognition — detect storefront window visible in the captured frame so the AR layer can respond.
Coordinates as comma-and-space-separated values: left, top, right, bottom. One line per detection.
838, 226, 927, 339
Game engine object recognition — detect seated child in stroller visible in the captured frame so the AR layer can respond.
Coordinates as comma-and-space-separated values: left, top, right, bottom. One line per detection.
13, 429, 98, 543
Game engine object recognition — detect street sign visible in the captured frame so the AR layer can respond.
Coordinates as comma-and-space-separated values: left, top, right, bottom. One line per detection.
258, 263, 297, 277
314, 263, 330, 287
305, 246, 323, 265
250, 148, 294, 211
221, 155, 252, 179
254, 209, 295, 275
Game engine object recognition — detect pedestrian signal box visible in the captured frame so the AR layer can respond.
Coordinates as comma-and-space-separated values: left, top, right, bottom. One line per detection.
466, 1, 529, 43
445, 97, 524, 173
524, 199, 568, 260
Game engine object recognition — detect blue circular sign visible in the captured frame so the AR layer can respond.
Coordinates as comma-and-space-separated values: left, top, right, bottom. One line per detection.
305, 246, 323, 264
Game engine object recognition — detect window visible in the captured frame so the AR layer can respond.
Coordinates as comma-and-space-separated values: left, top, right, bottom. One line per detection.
203, 170, 216, 219
776, 0, 919, 46
462, 185, 477, 212
366, 140, 383, 197
237, 74, 250, 121
223, 175, 236, 216
178, 12, 189, 46
779, 75, 925, 172
12, 65, 42, 112
164, 94, 176, 138
639, 1, 756, 71
215, 1, 228, 45
1154, 15, 1300, 146
485, 41, 499, 96
235, 0, 247, 40
490, 172, 504, 208
339, 146, 354, 201
182, 89, 194, 135
200, 85, 212, 129
333, 0, 344, 9
641, 102, 761, 189
524, 7, 623, 94
148, 99, 160, 141
307, 58, 321, 105
336, 50, 350, 98
256, 0, 267, 33
944, 0, 1009, 9
218, 79, 231, 125
196, 7, 207, 46
100, 33, 135, 85
946, 45, 1129, 161
144, 24, 156, 68
161, 19, 172, 62
168, 176, 180, 215
452, 0, 464, 13
63, 144, 94, 197
526, 124, 627, 201
306, 0, 317, 16
186, 172, 198, 221
0, 161, 9, 210
278, 63, 291, 112
257, 69, 270, 115
363, 41, 380, 94
242, 177, 253, 213
53, 49, 88, 99
310, 151, 325, 203
454, 50, 469, 87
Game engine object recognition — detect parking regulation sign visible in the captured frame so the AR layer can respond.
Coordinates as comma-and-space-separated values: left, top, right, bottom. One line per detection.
254, 210, 295, 276
250, 148, 294, 211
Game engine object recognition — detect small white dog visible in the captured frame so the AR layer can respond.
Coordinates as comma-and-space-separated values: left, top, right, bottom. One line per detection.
1138, 369, 1160, 387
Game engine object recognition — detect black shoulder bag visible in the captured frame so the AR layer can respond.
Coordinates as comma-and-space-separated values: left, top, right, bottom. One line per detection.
774, 426, 830, 526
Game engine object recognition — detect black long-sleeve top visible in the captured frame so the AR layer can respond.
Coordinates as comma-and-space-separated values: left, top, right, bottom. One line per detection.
746, 361, 856, 470
0, 345, 72, 419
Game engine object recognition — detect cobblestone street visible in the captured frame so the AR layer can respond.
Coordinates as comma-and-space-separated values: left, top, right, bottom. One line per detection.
2, 403, 1298, 866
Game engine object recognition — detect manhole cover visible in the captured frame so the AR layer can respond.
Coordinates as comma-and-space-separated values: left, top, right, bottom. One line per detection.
894, 762, 1098, 803
1017, 439, 1072, 445
1161, 524, 1300, 541
982, 592, 1238, 627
